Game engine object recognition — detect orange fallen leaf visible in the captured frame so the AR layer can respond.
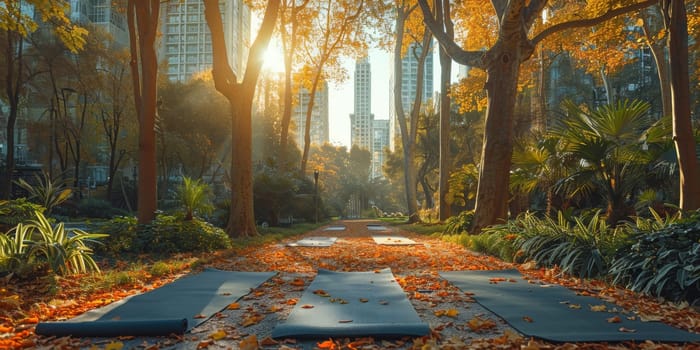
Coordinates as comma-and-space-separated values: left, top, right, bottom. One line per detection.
260, 337, 278, 346
193, 314, 207, 319
240, 314, 264, 327
301, 304, 314, 309
228, 302, 240, 310
196, 340, 213, 349
359, 298, 369, 303
467, 316, 497, 332
290, 278, 305, 287
522, 316, 534, 323
285, 298, 298, 305
19, 317, 38, 324
607, 316, 622, 323
313, 289, 330, 297
317, 338, 337, 349
239, 334, 258, 350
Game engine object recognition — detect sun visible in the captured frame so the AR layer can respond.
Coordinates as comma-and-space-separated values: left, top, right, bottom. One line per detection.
262, 40, 285, 73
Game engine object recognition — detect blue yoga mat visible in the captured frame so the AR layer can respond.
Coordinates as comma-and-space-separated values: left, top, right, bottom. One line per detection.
272, 268, 430, 338
36, 268, 276, 337
441, 269, 700, 343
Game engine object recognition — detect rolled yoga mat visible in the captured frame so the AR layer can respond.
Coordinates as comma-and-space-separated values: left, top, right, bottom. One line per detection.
36, 268, 276, 337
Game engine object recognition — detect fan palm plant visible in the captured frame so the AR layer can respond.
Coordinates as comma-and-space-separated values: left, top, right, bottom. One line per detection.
551, 99, 655, 225
176, 177, 214, 221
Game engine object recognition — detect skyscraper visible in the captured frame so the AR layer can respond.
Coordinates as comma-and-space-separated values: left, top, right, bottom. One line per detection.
159, 0, 250, 82
350, 57, 373, 150
371, 119, 390, 179
294, 82, 329, 147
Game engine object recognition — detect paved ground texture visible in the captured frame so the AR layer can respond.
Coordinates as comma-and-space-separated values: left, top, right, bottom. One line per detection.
30, 220, 700, 349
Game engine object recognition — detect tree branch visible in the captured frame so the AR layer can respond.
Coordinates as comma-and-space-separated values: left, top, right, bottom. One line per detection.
417, 0, 484, 68
531, 0, 657, 47
203, 0, 237, 96
243, 0, 281, 91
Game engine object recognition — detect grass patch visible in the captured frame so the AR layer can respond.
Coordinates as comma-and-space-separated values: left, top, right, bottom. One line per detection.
229, 222, 327, 249
388, 221, 447, 236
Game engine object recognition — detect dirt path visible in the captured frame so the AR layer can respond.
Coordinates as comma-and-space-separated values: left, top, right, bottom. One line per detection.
33, 220, 700, 349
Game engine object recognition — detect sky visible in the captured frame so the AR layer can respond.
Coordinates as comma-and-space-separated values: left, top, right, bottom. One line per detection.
325, 47, 451, 148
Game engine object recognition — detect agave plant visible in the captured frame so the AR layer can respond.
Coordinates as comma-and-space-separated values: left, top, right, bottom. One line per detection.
29, 211, 106, 275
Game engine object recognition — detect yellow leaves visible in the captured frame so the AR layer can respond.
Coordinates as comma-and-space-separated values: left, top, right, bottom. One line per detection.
590, 304, 607, 312
104, 341, 124, 350
466, 316, 497, 332
209, 329, 227, 340
568, 304, 582, 310
433, 309, 459, 318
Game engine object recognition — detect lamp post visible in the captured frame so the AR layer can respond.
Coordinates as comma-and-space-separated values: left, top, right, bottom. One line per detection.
313, 169, 319, 223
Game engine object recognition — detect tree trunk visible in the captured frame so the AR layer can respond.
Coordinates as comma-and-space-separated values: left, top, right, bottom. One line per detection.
2, 32, 22, 199
470, 45, 521, 233
300, 72, 321, 176
226, 98, 259, 236
665, 0, 700, 211
437, 0, 452, 222
648, 42, 671, 118
128, 0, 160, 224
205, 0, 279, 237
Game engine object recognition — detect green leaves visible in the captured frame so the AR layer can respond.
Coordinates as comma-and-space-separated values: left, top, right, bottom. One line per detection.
0, 211, 106, 276
175, 177, 214, 221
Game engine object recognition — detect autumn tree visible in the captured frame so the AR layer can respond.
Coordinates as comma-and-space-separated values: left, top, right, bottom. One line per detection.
203, 0, 280, 237
0, 0, 86, 198
419, 0, 658, 233
298, 0, 367, 176
277, 0, 312, 168
126, 0, 160, 224
388, 0, 434, 223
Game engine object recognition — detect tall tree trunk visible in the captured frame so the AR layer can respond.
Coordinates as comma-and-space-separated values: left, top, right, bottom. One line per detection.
204, 0, 280, 237
664, 0, 700, 211
2, 32, 22, 199
128, 0, 160, 224
470, 44, 522, 233
227, 100, 258, 236
640, 7, 672, 118
436, 0, 453, 222
300, 73, 321, 175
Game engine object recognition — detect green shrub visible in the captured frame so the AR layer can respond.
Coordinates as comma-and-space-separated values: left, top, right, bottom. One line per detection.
97, 215, 231, 256
467, 231, 520, 262
610, 218, 700, 303
0, 222, 39, 277
517, 212, 630, 278
175, 177, 214, 221
444, 210, 474, 234
0, 198, 46, 231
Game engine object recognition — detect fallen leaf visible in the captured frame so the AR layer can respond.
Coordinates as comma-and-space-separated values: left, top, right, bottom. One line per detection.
301, 304, 314, 309
240, 314, 264, 327
522, 316, 534, 323
209, 329, 227, 340
104, 341, 124, 350
313, 289, 330, 297
193, 314, 207, 319
338, 319, 353, 323
467, 316, 497, 332
590, 304, 607, 312
619, 327, 637, 333
239, 334, 258, 350
359, 298, 369, 303
260, 337, 278, 346
568, 304, 581, 309
196, 340, 213, 349
317, 338, 337, 349
228, 302, 240, 310
607, 316, 622, 323
290, 278, 305, 287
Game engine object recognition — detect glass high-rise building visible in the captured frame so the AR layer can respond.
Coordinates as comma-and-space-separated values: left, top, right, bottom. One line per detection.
294, 82, 329, 147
